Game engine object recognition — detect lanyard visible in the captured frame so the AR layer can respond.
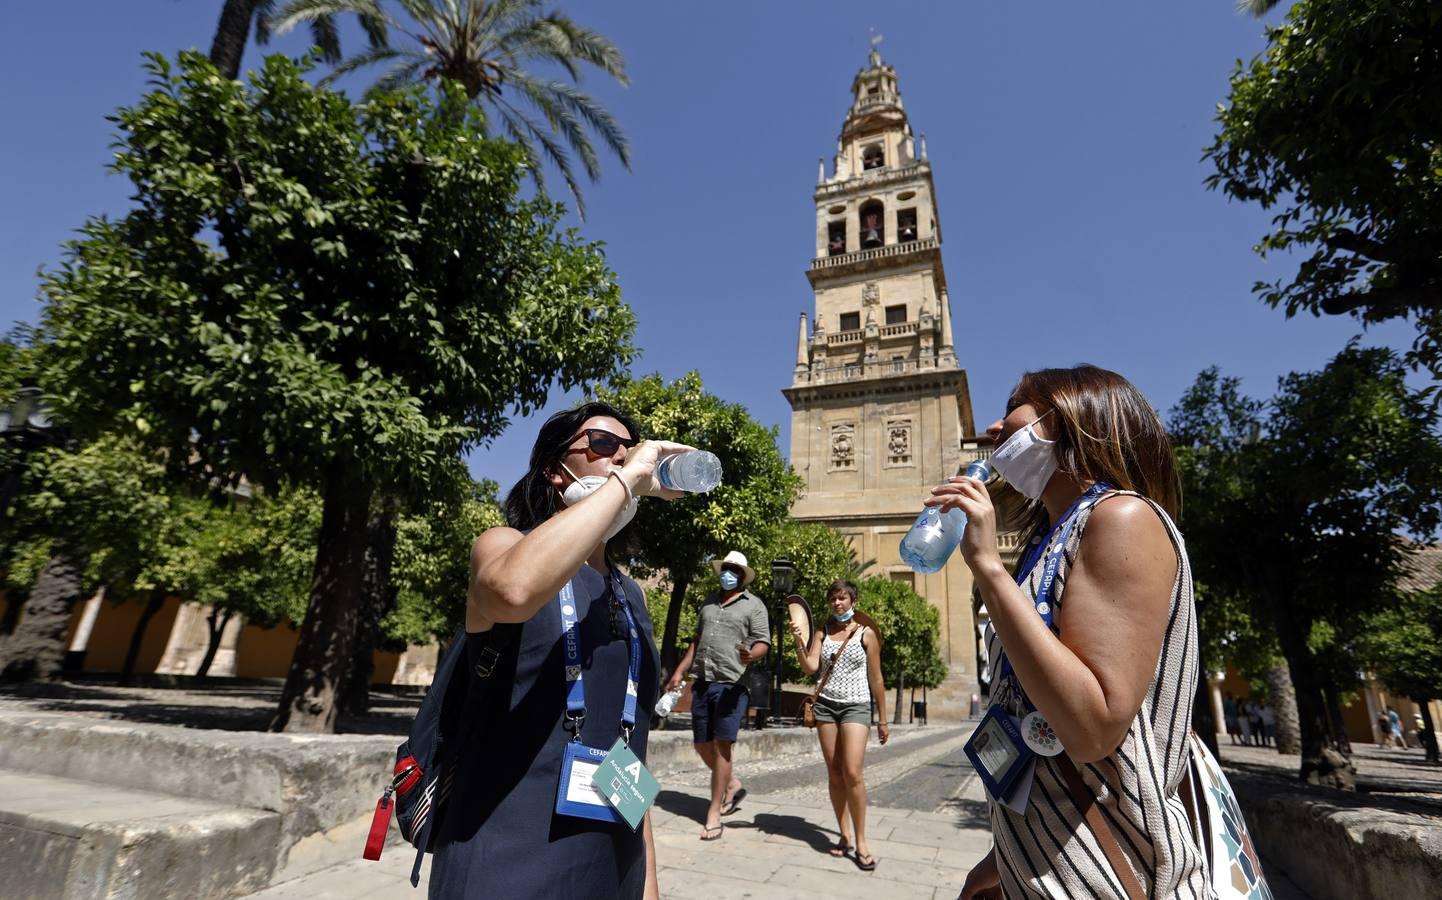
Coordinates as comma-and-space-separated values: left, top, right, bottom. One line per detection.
995, 482, 1113, 689
561, 569, 641, 743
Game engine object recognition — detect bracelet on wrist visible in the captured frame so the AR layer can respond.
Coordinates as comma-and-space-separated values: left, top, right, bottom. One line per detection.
607, 468, 635, 504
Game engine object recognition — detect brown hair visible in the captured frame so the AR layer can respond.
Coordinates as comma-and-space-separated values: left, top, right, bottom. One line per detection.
826, 579, 858, 602
993, 364, 1181, 533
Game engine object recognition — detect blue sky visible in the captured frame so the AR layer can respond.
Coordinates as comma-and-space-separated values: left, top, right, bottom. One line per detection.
0, 2, 1418, 494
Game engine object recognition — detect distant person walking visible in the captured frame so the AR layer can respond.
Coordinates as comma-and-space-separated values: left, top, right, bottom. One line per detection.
1258, 702, 1276, 748
1388, 707, 1407, 749
664, 551, 771, 841
789, 579, 890, 871
1224, 693, 1241, 745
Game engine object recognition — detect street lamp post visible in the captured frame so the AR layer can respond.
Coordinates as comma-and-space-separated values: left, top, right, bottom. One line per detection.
769, 557, 796, 724
0, 387, 54, 532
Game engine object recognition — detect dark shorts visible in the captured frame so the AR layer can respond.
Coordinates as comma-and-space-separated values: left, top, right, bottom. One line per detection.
691, 679, 749, 744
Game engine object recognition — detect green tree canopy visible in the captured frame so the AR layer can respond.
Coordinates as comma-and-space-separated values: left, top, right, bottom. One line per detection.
595, 372, 802, 673
1169, 346, 1442, 783
1205, 0, 1442, 385
36, 52, 634, 731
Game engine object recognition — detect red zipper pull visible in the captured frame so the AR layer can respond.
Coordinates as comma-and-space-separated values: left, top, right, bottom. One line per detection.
362, 787, 394, 861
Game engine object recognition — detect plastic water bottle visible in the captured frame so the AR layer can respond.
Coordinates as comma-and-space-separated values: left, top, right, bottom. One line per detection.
654, 686, 683, 718
656, 450, 723, 492
899, 459, 992, 574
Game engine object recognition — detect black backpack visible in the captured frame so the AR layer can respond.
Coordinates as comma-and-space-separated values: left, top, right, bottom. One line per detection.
362, 622, 521, 887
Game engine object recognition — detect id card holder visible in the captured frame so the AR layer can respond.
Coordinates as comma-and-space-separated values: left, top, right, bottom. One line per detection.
556, 742, 624, 824
964, 704, 1035, 808
592, 737, 660, 831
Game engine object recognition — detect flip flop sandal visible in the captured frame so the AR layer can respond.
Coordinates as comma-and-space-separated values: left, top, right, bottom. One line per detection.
720, 787, 748, 816
828, 840, 853, 858
699, 824, 724, 841
854, 852, 878, 871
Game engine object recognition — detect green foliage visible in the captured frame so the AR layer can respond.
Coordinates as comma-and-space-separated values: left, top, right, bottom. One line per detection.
38, 51, 635, 502
267, 0, 631, 216
1205, 0, 1442, 386
1170, 346, 1442, 764
856, 576, 946, 690
385, 478, 506, 644
1359, 572, 1442, 703
596, 372, 801, 667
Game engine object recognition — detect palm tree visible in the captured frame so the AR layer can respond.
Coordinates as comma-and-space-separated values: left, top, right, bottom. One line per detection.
267, 0, 631, 216
209, 0, 355, 80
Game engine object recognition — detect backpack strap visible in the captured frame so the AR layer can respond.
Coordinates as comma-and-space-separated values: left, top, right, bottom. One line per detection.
1056, 755, 1146, 900
409, 623, 522, 887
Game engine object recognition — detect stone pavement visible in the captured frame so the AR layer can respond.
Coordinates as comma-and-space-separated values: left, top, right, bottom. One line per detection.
244, 725, 992, 899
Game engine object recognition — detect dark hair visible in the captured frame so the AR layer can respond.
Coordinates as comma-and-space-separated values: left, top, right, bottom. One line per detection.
994, 364, 1181, 534
503, 401, 642, 531
826, 579, 859, 602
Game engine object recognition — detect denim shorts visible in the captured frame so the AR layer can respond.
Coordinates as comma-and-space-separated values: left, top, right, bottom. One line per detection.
813, 696, 871, 726
691, 680, 750, 743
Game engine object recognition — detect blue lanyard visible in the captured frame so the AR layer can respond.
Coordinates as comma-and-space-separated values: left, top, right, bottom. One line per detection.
995, 483, 1112, 688
561, 569, 641, 743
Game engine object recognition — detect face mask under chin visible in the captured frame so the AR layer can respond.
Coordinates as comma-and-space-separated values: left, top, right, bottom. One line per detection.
991, 413, 1059, 501
557, 461, 637, 541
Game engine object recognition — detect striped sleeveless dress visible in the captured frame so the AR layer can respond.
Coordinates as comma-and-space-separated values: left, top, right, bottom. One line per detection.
984, 491, 1209, 899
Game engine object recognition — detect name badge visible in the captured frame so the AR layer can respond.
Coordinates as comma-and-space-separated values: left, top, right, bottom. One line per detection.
964, 704, 1035, 808
592, 737, 660, 831
555, 742, 624, 824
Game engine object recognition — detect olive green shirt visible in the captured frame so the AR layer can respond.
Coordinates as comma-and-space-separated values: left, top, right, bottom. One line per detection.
693, 590, 770, 685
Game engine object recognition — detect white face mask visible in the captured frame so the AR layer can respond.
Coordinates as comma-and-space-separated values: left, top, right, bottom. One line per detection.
991, 413, 1058, 501
558, 462, 637, 541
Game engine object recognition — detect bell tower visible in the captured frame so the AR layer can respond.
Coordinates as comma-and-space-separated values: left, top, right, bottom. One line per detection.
784, 48, 988, 701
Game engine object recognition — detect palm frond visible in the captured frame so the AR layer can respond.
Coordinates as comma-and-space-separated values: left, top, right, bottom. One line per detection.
535, 16, 628, 84
507, 75, 600, 180
316, 45, 410, 87
509, 73, 631, 172
369, 57, 431, 95
1237, 0, 1283, 16
497, 99, 590, 219
254, 0, 279, 45
309, 15, 343, 63
269, 0, 392, 42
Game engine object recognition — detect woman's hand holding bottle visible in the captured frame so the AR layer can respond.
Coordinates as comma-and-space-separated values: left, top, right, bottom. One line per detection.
924, 473, 1002, 575
616, 440, 694, 499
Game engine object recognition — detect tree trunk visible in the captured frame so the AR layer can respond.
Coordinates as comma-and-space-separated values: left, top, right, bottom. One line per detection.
1418, 700, 1439, 765
270, 465, 373, 733
340, 502, 398, 718
659, 573, 690, 680
209, 0, 262, 80
1192, 670, 1220, 759
1264, 661, 1302, 754
119, 589, 166, 687
0, 551, 86, 683
1323, 687, 1353, 755
195, 607, 233, 679
892, 665, 905, 724
0, 589, 25, 636
1277, 626, 1355, 788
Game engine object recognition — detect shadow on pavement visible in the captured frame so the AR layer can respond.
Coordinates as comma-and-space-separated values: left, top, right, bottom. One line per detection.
733, 813, 836, 853
937, 795, 991, 830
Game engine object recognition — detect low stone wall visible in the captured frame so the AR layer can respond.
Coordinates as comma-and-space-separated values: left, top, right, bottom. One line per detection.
1229, 770, 1442, 900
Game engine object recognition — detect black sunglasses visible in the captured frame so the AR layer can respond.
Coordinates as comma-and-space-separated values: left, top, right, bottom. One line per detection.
563, 428, 638, 458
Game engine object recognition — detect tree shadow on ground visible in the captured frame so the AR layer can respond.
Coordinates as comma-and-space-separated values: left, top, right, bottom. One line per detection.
937, 795, 991, 830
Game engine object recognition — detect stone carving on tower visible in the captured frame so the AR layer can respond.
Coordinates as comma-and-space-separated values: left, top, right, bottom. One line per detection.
783, 47, 991, 708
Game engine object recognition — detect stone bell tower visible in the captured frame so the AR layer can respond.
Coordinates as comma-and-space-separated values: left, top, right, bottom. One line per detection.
784, 48, 992, 701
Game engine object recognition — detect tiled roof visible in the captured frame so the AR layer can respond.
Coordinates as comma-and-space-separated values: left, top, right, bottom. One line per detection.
1399, 542, 1442, 593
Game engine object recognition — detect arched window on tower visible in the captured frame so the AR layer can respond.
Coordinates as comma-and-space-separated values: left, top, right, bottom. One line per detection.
897, 208, 918, 243
828, 221, 846, 256
859, 201, 884, 248
862, 144, 884, 171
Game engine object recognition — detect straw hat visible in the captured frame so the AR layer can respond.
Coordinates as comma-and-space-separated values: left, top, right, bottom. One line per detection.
710, 550, 756, 588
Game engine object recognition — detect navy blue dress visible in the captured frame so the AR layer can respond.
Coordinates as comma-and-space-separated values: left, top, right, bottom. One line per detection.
429, 565, 660, 899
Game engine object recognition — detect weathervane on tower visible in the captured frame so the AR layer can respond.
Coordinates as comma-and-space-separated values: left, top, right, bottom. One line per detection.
868, 29, 883, 66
